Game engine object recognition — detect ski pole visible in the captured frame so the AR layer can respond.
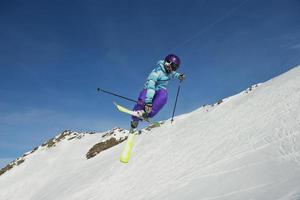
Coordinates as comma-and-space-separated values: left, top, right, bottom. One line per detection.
171, 81, 182, 124
97, 88, 137, 103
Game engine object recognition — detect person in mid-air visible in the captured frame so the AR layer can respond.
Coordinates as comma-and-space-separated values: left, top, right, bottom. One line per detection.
131, 54, 185, 129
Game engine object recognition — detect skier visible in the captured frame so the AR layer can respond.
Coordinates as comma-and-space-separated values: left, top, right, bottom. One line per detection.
131, 54, 185, 129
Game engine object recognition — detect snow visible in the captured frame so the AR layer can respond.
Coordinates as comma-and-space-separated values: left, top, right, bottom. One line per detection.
1, 66, 300, 200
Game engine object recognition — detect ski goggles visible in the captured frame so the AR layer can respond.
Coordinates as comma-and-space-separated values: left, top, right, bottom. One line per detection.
170, 62, 179, 71
165, 61, 179, 71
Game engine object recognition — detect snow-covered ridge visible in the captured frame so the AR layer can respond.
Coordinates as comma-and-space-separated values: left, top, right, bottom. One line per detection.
0, 65, 300, 200
198, 83, 261, 113
0, 124, 164, 177
0, 129, 124, 176
0, 130, 88, 176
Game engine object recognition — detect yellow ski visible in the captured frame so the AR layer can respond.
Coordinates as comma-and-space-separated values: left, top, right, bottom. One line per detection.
120, 132, 137, 163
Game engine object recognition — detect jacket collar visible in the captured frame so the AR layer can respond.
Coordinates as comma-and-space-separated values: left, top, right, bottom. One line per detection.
157, 60, 167, 73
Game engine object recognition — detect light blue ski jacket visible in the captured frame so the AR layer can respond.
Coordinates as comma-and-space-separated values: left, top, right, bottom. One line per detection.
144, 60, 181, 104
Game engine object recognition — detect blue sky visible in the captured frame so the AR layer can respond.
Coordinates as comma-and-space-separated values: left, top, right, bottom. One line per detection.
0, 0, 300, 167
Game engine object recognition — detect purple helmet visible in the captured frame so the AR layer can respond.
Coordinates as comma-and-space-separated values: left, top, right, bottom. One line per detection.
164, 54, 181, 71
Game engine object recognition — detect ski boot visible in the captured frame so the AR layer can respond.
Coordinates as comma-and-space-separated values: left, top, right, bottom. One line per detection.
130, 120, 139, 133
130, 120, 143, 135
135, 110, 149, 121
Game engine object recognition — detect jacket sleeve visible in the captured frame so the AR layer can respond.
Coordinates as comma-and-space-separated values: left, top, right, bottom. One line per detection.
145, 71, 159, 104
171, 71, 181, 79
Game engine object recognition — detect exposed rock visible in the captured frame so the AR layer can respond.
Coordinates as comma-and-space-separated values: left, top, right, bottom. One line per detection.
86, 137, 127, 159
0, 158, 25, 176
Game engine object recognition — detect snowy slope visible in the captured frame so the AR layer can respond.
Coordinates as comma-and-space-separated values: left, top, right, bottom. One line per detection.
1, 66, 300, 200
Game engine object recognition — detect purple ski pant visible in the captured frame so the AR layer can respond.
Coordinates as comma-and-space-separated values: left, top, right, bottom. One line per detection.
132, 89, 168, 121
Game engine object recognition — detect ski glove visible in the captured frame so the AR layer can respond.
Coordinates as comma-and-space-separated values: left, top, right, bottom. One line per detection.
145, 104, 152, 114
179, 73, 185, 81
